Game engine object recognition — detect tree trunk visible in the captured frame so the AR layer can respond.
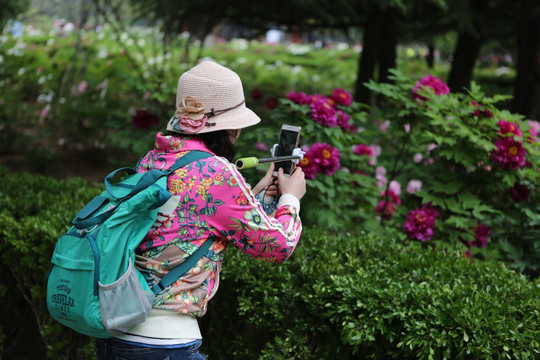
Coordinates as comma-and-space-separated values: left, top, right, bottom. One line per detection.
377, 8, 398, 85
512, 0, 540, 118
426, 44, 435, 68
447, 30, 482, 93
354, 12, 379, 104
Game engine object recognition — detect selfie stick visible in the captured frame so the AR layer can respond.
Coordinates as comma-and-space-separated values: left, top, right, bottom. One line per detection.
235, 147, 305, 170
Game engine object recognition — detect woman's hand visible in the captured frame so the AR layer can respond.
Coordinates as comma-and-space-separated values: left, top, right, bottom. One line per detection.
252, 163, 278, 197
277, 167, 306, 200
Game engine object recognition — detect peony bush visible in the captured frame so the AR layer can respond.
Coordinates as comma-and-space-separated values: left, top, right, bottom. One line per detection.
268, 70, 540, 275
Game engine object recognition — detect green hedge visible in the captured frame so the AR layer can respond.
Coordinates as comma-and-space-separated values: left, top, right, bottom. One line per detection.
0, 167, 538, 359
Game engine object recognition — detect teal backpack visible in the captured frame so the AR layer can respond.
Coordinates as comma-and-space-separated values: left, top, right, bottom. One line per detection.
46, 151, 213, 338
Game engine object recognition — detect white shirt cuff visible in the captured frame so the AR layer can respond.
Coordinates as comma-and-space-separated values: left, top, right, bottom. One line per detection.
278, 194, 300, 212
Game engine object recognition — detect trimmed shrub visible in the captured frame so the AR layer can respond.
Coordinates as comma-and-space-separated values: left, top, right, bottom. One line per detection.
203, 228, 540, 359
0, 166, 101, 359
1, 167, 538, 359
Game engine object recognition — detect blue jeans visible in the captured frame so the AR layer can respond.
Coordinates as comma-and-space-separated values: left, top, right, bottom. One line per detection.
95, 338, 207, 360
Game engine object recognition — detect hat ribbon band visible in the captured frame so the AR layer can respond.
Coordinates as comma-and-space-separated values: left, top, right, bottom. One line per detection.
204, 99, 246, 126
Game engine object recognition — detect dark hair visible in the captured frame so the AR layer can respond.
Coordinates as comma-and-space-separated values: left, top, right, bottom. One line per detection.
163, 130, 237, 162
198, 130, 238, 161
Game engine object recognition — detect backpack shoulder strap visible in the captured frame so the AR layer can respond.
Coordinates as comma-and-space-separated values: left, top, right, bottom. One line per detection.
151, 238, 215, 295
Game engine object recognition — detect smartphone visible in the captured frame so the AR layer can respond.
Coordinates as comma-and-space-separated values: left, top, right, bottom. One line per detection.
273, 124, 301, 177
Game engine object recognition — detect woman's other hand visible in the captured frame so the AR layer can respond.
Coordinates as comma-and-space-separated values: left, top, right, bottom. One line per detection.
278, 167, 306, 200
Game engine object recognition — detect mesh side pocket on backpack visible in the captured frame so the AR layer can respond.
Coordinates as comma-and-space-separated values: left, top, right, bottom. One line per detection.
98, 261, 155, 336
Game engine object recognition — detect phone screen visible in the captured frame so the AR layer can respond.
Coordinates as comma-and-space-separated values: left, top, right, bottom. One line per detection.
274, 128, 300, 175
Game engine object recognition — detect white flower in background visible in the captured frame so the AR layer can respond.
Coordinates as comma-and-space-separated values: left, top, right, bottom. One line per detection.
291, 65, 303, 74
288, 43, 311, 55
47, 38, 55, 46
312, 74, 320, 82
335, 42, 349, 51
59, 97, 66, 104
274, 60, 283, 67
17, 67, 25, 76
230, 38, 248, 51
120, 32, 129, 41
126, 38, 134, 46
97, 31, 105, 40
236, 57, 247, 64
137, 39, 145, 47
406, 180, 423, 193
38, 76, 46, 84
256, 59, 265, 66
97, 47, 108, 59
37, 91, 54, 103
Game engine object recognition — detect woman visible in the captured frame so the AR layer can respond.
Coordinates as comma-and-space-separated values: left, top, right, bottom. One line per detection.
95, 61, 306, 359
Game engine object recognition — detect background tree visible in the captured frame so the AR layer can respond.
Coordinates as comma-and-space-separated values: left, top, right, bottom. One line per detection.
0, 0, 31, 31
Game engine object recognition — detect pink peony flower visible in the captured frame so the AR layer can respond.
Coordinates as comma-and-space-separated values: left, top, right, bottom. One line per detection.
353, 144, 373, 157
331, 88, 353, 106
255, 142, 269, 152
413, 153, 423, 163
286, 91, 308, 105
403, 204, 439, 242
507, 183, 530, 201
309, 98, 338, 127
77, 80, 88, 93
412, 75, 450, 101
389, 180, 401, 196
308, 142, 341, 176
497, 119, 522, 138
132, 109, 159, 130
491, 137, 527, 170
406, 179, 422, 193
528, 120, 539, 142
379, 120, 391, 132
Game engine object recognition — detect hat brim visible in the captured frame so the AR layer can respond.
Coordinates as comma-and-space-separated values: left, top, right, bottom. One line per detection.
166, 104, 261, 134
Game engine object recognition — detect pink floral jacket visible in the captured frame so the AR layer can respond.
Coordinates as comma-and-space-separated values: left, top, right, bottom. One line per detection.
135, 133, 302, 317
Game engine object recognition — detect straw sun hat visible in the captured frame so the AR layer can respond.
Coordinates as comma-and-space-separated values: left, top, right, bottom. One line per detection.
166, 61, 261, 134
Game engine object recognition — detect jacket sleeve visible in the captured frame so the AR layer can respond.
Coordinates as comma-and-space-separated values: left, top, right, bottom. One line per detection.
207, 157, 302, 263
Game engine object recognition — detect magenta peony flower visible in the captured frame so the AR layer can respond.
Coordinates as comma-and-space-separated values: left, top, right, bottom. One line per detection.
250, 88, 263, 100
264, 97, 278, 109
353, 144, 373, 157
309, 98, 338, 127
412, 75, 450, 101
471, 101, 493, 118
308, 142, 341, 176
466, 223, 491, 248
337, 110, 355, 132
132, 109, 159, 130
331, 88, 353, 106
491, 137, 527, 170
298, 153, 318, 179
507, 183, 530, 201
381, 189, 401, 205
286, 91, 308, 105
403, 205, 439, 242
375, 200, 397, 219
497, 119, 522, 138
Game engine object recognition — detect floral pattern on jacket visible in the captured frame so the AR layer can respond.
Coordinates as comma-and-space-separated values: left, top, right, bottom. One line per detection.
135, 132, 302, 317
